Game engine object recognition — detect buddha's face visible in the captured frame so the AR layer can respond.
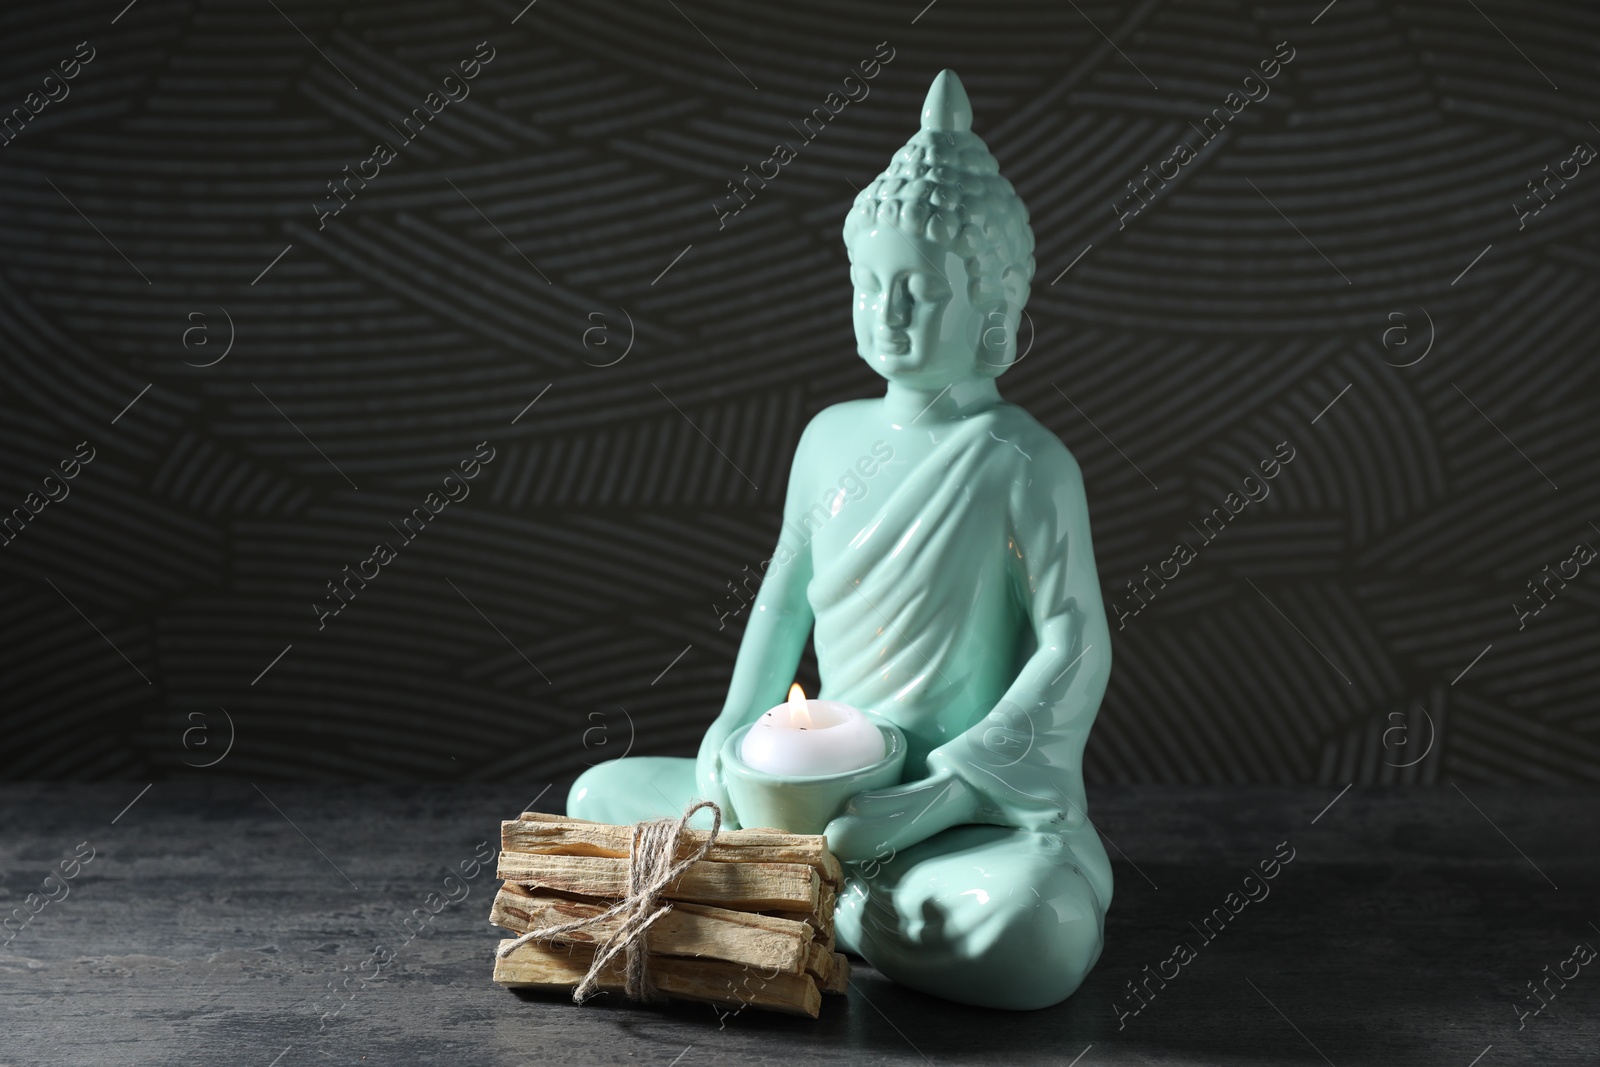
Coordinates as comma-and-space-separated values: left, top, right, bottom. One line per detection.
848, 226, 998, 388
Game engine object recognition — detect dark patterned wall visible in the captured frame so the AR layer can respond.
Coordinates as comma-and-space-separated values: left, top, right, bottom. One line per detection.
1, 0, 1596, 785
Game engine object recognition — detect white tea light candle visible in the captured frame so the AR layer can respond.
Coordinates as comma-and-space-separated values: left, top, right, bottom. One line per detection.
739, 684, 886, 777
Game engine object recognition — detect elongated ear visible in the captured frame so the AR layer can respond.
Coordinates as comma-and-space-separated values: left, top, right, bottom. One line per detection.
976, 259, 1034, 377
975, 298, 1018, 376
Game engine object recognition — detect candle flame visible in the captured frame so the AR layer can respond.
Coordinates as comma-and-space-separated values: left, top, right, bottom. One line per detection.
788, 683, 811, 728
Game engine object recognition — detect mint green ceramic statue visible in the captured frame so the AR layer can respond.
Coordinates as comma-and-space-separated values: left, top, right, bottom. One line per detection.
569, 69, 1112, 1011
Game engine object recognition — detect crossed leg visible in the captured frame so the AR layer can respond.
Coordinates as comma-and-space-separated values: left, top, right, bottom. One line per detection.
834, 823, 1107, 1009
567, 756, 1108, 1010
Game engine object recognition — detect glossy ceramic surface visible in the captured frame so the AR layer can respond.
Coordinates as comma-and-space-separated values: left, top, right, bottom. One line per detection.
721, 720, 906, 835
569, 69, 1112, 1010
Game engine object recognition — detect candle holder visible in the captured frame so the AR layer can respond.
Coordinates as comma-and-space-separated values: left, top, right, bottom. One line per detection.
720, 720, 906, 835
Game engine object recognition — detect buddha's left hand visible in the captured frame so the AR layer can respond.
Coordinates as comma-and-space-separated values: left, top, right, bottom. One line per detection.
822, 767, 979, 863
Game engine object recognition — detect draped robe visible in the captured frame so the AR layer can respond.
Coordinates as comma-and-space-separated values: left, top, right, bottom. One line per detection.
805, 404, 1110, 855
567, 402, 1113, 1006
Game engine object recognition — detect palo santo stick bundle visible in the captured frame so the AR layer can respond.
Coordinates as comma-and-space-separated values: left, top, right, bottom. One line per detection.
490, 806, 848, 1017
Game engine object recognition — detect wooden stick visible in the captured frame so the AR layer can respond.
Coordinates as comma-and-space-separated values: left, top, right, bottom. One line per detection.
770, 876, 837, 948
818, 878, 836, 936
508, 812, 844, 886
498, 852, 820, 913
491, 883, 815, 975
494, 939, 822, 1018
802, 941, 851, 990
820, 951, 850, 995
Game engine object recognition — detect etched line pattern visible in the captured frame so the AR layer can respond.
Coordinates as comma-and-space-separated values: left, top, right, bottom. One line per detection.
0, 2, 1595, 785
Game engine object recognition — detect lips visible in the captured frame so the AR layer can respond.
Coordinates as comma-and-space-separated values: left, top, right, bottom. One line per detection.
878, 331, 910, 355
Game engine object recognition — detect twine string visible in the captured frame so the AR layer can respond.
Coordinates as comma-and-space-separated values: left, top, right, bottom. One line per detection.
494, 799, 723, 1004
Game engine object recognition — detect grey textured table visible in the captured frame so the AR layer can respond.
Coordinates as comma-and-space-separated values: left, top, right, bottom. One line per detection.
1, 784, 1595, 1065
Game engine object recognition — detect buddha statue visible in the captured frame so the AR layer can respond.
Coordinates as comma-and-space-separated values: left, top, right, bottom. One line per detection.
570, 69, 1113, 1011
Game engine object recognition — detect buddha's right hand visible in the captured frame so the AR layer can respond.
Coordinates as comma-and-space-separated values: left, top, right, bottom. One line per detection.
694, 722, 739, 828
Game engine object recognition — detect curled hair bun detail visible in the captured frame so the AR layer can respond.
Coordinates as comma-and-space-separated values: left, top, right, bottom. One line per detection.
844, 70, 1036, 309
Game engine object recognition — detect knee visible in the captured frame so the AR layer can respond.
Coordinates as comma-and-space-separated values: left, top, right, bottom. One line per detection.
850, 839, 1106, 1010
565, 756, 701, 826
566, 759, 636, 821
567, 763, 601, 819
975, 873, 1104, 1009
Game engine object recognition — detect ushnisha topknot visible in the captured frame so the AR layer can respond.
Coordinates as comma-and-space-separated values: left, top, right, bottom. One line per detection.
843, 70, 1036, 360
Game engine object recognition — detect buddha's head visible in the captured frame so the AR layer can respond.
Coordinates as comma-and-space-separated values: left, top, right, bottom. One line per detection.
844, 70, 1035, 390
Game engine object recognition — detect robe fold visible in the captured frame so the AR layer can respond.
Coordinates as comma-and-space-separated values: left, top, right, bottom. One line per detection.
807, 405, 1108, 838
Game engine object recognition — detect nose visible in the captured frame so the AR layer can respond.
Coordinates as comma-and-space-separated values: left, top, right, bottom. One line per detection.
877, 277, 911, 329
